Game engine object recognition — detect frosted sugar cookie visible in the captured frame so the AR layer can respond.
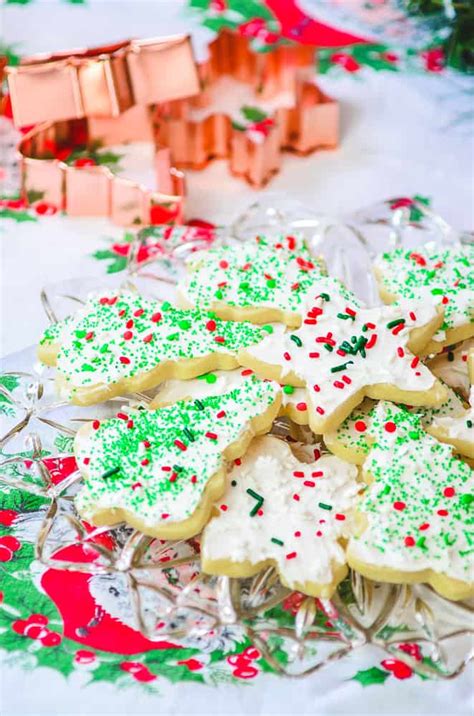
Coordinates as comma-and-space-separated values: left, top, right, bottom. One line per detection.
74, 376, 281, 539
178, 234, 334, 328
346, 401, 474, 600
38, 291, 270, 406
374, 245, 474, 353
151, 367, 310, 425
324, 386, 466, 464
428, 387, 474, 459
201, 436, 359, 597
427, 338, 474, 400
238, 289, 447, 433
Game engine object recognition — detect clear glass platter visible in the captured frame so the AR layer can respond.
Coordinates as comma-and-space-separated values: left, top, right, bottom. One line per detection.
1, 195, 472, 680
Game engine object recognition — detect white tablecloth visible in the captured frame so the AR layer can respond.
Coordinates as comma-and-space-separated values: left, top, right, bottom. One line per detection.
1, 2, 473, 714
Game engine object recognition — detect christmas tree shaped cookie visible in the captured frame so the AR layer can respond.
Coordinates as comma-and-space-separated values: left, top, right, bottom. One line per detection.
374, 244, 474, 353
74, 376, 281, 539
38, 291, 270, 406
346, 401, 474, 600
427, 338, 474, 400
151, 367, 310, 425
238, 289, 447, 433
201, 436, 360, 597
178, 234, 333, 327
324, 386, 466, 464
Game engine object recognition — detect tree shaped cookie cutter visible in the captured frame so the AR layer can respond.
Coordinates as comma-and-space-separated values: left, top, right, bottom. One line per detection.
6, 30, 339, 226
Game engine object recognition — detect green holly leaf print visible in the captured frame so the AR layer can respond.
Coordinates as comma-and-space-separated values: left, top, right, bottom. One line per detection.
376, 624, 412, 641
0, 487, 48, 523
0, 374, 20, 414
26, 190, 45, 204
241, 106, 268, 123
54, 434, 75, 453
89, 661, 128, 685
0, 209, 36, 223
91, 249, 127, 274
352, 666, 390, 686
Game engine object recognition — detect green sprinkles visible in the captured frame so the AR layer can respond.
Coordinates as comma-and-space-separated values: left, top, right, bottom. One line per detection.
246, 488, 264, 517
181, 237, 340, 317
318, 502, 332, 511
330, 361, 354, 373
290, 334, 303, 347
101, 466, 121, 479
271, 537, 284, 546
386, 318, 405, 329
183, 427, 195, 442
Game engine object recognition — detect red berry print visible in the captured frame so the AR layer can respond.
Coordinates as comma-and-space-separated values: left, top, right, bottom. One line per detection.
398, 642, 422, 662
177, 658, 203, 671
41, 631, 62, 647
0, 535, 21, 562
330, 52, 360, 72
381, 658, 413, 680
0, 510, 18, 526
120, 662, 157, 682
74, 157, 97, 168
34, 202, 58, 216
75, 650, 96, 665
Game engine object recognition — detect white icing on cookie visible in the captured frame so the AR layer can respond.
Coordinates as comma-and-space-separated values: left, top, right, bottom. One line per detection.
39, 291, 269, 399
430, 387, 474, 446
201, 436, 359, 594
427, 339, 474, 399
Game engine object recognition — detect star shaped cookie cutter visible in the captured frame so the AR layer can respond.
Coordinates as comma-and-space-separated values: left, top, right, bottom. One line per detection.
5, 30, 339, 226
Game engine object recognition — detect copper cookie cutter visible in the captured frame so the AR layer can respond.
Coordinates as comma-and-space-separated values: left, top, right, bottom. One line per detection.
6, 31, 339, 225
158, 30, 339, 187
6, 36, 200, 225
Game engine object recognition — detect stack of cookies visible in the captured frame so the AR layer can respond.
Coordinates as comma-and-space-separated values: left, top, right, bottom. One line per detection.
37, 236, 474, 601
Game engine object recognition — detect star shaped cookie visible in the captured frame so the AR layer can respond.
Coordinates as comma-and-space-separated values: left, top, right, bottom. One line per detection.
238, 290, 447, 432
